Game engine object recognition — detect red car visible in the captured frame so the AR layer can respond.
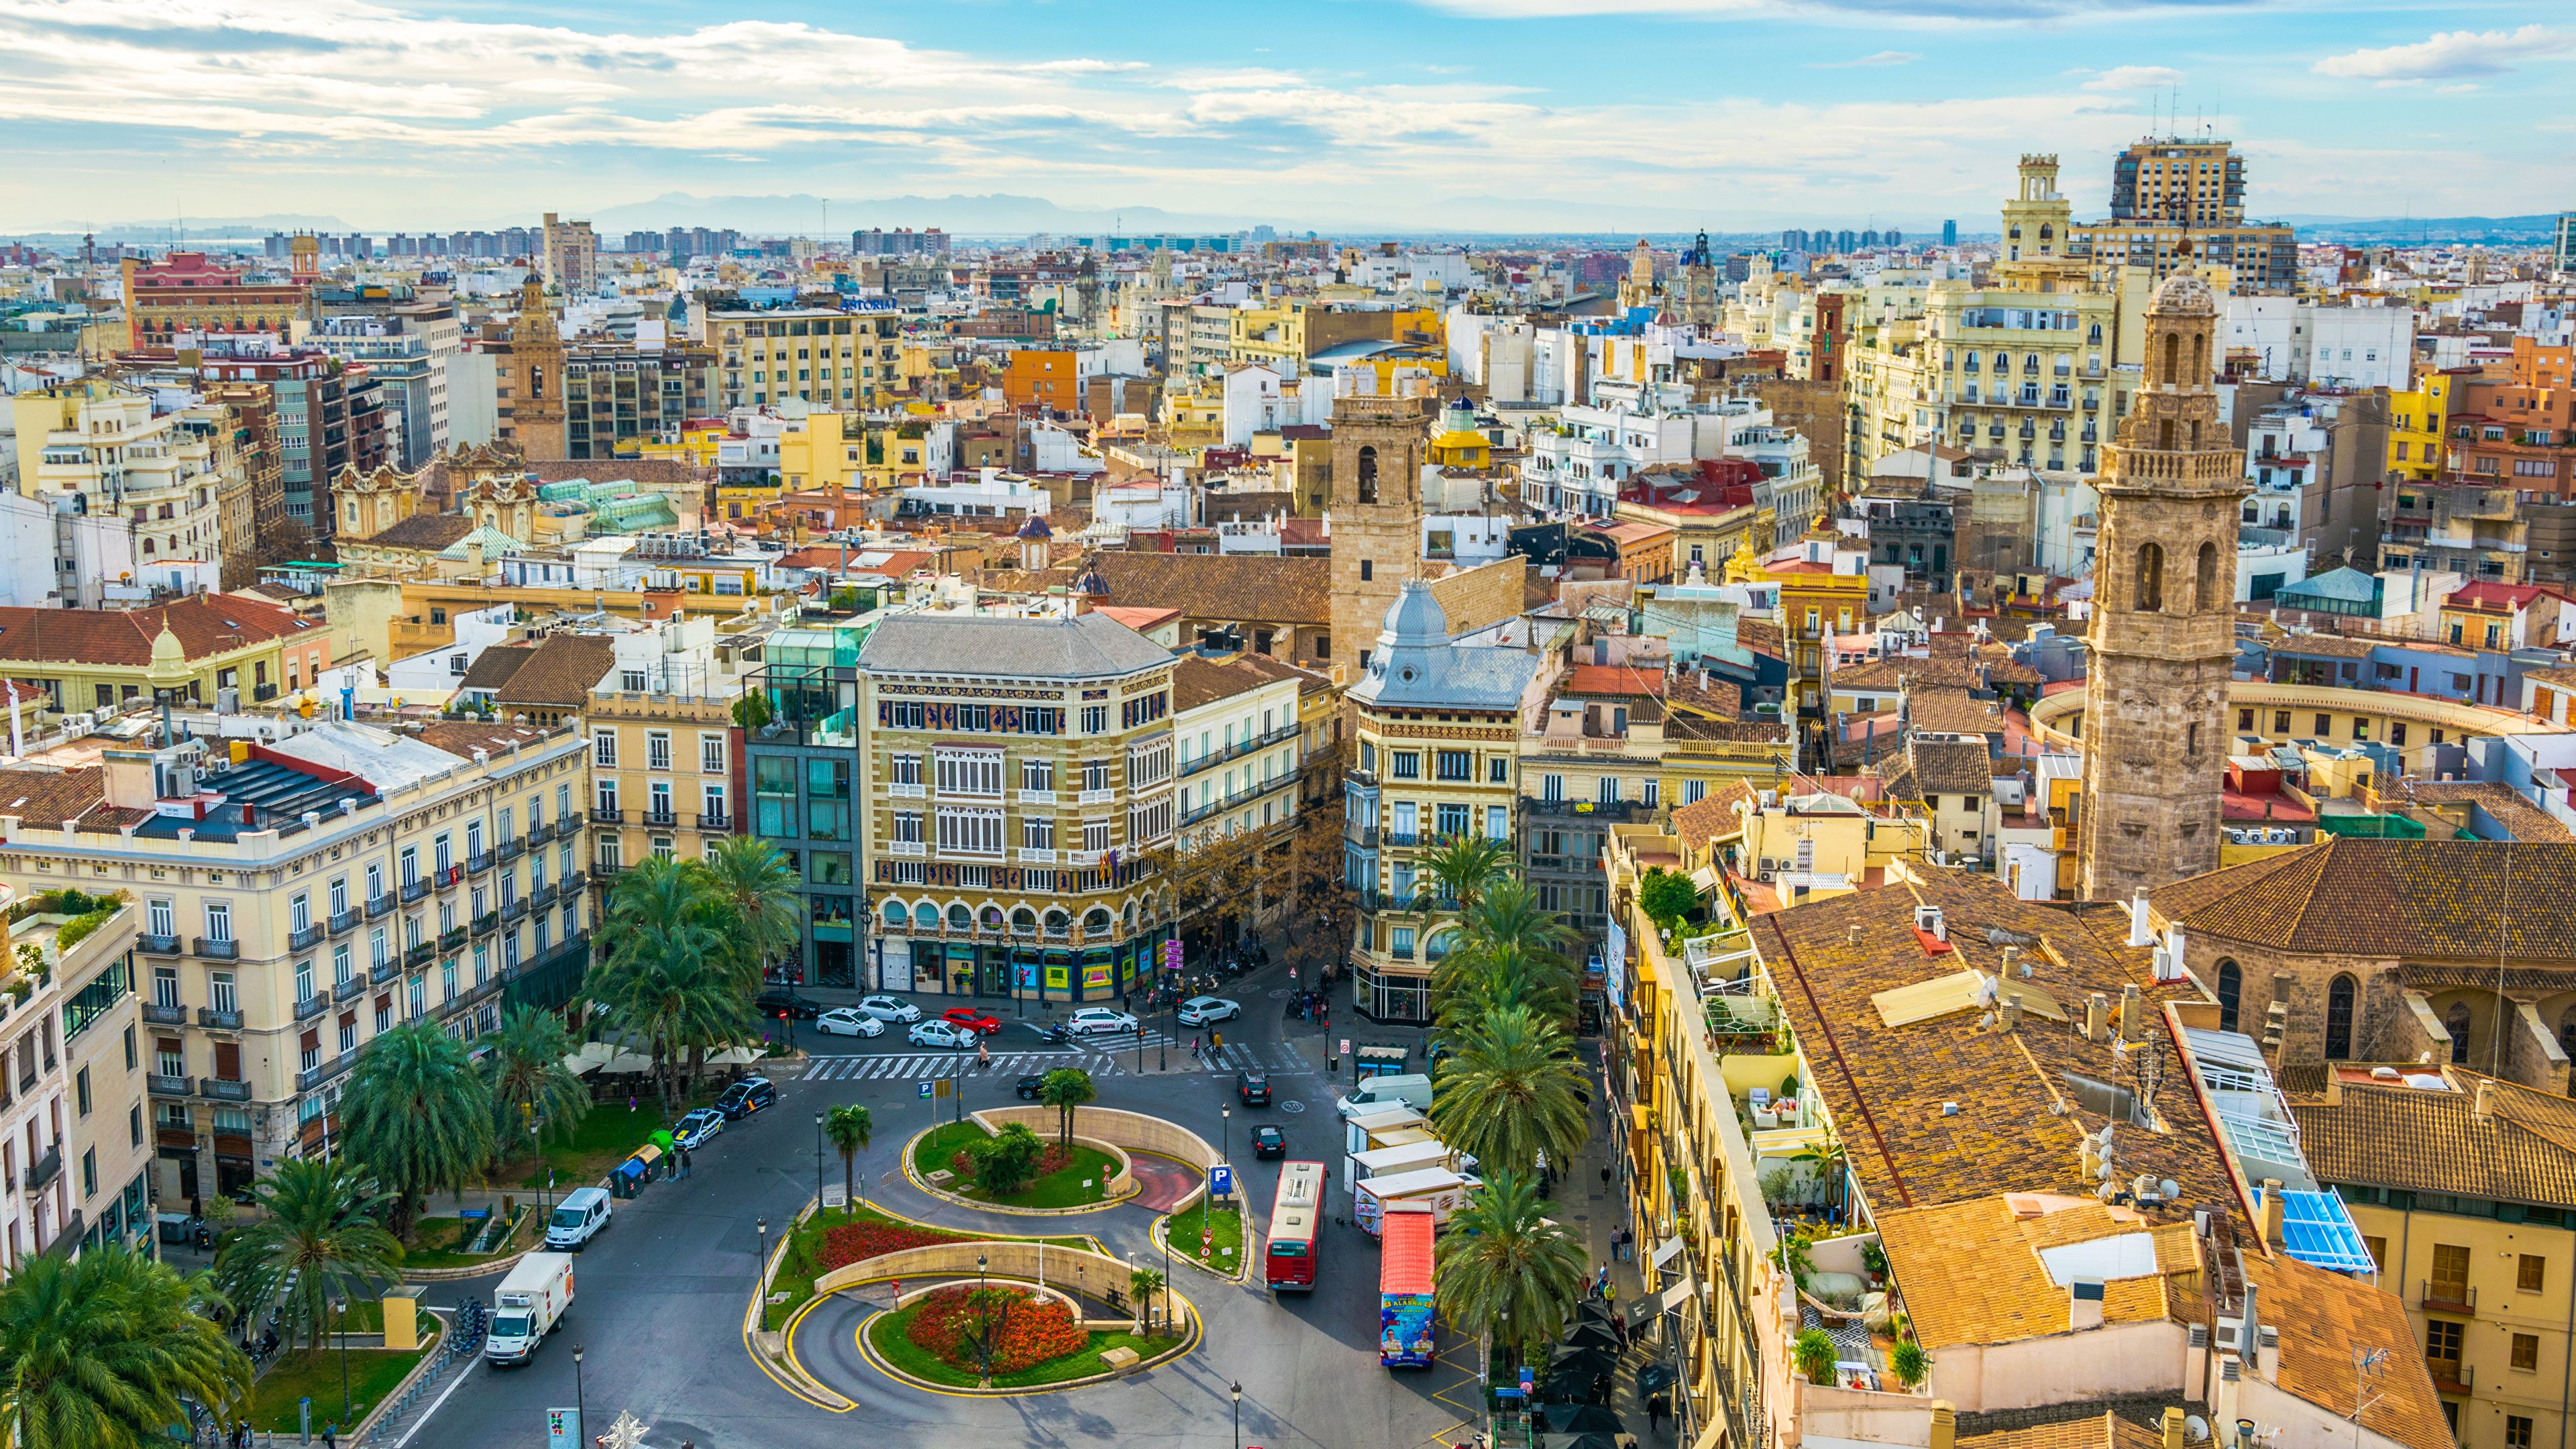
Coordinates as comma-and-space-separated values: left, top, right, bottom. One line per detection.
941, 1007, 1004, 1035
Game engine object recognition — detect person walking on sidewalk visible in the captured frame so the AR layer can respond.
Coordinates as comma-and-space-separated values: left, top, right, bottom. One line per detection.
976, 1040, 991, 1071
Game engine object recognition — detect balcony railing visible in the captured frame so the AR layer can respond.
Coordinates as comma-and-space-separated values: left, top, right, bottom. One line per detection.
365, 894, 394, 919
590, 806, 625, 824
197, 1007, 244, 1030
641, 810, 678, 828
141, 1002, 189, 1026
2430, 1362, 2473, 1395
1077, 788, 1115, 806
289, 923, 325, 951
466, 850, 494, 875
526, 820, 557, 846
147, 1073, 193, 1097
138, 933, 182, 955
329, 909, 360, 936
439, 927, 468, 952
403, 943, 435, 969
1017, 847, 1059, 865
498, 835, 526, 861
194, 937, 239, 961
696, 813, 732, 831
336, 975, 368, 1002
294, 994, 326, 1022
200, 1077, 252, 1102
400, 877, 430, 904
435, 864, 464, 891
472, 912, 500, 938
533, 882, 560, 910
370, 955, 400, 985
25, 1146, 60, 1193
502, 896, 529, 923
2420, 1281, 2477, 1315
561, 870, 588, 894
297, 1049, 358, 1093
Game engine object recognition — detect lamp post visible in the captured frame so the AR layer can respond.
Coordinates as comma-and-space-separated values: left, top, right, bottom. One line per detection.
572, 1344, 586, 1446
331, 1295, 350, 1428
1232, 1380, 1244, 1449
756, 1218, 769, 1295
813, 1111, 825, 1208
976, 1252, 993, 1387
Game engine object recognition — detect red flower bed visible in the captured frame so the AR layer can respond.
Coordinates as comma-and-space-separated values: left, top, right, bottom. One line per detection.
905, 1285, 1089, 1374
812, 1220, 972, 1273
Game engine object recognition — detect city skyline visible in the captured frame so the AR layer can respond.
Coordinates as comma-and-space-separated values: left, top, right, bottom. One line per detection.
3, 0, 2571, 232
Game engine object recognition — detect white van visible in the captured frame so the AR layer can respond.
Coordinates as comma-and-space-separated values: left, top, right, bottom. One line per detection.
545, 1187, 611, 1251
1336, 1073, 1434, 1119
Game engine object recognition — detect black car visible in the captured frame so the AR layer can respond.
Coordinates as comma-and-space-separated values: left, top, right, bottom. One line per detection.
1238, 1073, 1272, 1107
1016, 1073, 1046, 1100
755, 988, 823, 1020
1250, 1124, 1287, 1159
715, 1077, 777, 1120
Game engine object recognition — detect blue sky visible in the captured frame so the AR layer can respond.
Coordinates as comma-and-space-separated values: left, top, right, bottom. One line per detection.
3, 0, 2571, 232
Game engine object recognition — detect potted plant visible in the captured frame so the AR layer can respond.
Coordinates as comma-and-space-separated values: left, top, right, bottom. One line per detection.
1794, 1328, 1838, 1386
1890, 1339, 1930, 1390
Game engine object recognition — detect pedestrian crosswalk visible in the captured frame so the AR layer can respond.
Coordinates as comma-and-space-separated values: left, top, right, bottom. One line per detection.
794, 1040, 1305, 1082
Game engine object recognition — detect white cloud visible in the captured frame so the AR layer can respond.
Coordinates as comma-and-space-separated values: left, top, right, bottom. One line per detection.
2313, 25, 2576, 83
1812, 50, 1919, 68
1405, 0, 2288, 23
2082, 65, 2183, 91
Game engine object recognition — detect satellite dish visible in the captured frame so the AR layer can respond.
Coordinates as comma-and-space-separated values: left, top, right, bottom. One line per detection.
2186, 1419, 2211, 1443
2160, 1179, 2180, 1199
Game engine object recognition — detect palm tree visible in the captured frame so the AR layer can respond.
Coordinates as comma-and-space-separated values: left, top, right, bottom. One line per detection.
337, 1022, 495, 1236
1038, 1067, 1096, 1152
586, 925, 749, 1116
1430, 1006, 1589, 1180
0, 1248, 250, 1449
824, 1104, 873, 1208
698, 837, 801, 994
1435, 1171, 1587, 1359
480, 1005, 588, 1163
1128, 1265, 1167, 1336
1408, 835, 1515, 919
1433, 952, 1574, 1033
212, 1160, 404, 1356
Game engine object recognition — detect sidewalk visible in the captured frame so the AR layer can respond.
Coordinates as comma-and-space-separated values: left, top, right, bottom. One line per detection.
1560, 1059, 1678, 1449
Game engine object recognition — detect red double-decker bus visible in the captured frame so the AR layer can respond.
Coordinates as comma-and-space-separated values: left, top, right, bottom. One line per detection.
1265, 1161, 1324, 1291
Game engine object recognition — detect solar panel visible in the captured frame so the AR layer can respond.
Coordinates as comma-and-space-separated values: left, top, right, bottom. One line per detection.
2278, 1189, 2381, 1277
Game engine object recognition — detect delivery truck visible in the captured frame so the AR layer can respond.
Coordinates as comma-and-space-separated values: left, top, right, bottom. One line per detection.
485, 1252, 575, 1366
1379, 1207, 1436, 1368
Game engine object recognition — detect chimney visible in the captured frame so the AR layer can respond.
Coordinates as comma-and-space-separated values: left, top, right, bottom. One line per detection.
2120, 983, 2143, 1043
2000, 998, 2025, 1033
2128, 890, 2154, 947
2162, 1407, 2188, 1449
2257, 1180, 2286, 1248
2259, 1000, 2289, 1067
2475, 1078, 2497, 1120
1929, 1402, 1956, 1449
2070, 1277, 2106, 1330
2085, 991, 2110, 1044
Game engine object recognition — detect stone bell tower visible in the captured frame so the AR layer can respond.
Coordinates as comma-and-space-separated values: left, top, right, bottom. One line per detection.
500, 272, 566, 461
1327, 394, 1431, 681
2078, 270, 2249, 901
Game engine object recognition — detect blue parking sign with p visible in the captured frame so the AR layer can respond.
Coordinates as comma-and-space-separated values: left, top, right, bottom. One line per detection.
918, 1081, 933, 1099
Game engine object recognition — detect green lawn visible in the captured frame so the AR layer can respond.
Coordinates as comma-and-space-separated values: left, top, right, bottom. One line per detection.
763, 1204, 1092, 1333
241, 1342, 434, 1434
910, 1122, 1123, 1210
1168, 1204, 1244, 1275
401, 1208, 529, 1271
511, 1098, 702, 1189
863, 1299, 1163, 1389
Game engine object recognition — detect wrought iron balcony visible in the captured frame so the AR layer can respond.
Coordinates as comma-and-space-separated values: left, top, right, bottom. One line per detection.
138, 934, 182, 955
25, 1146, 61, 1193
498, 835, 527, 861
472, 912, 500, 938
328, 909, 360, 936
294, 994, 327, 1022
194, 937, 239, 961
147, 1073, 193, 1098
142, 1002, 189, 1026
289, 924, 325, 951
466, 851, 494, 875
197, 1007, 244, 1030
297, 1049, 357, 1093
370, 956, 400, 985
400, 877, 430, 904
335, 975, 368, 1002
365, 894, 394, 920
200, 1077, 252, 1102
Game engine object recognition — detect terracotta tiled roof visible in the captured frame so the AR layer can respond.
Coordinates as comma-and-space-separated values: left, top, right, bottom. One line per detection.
0, 594, 317, 667
455, 644, 535, 694
414, 720, 560, 759
2241, 1249, 2455, 1449
1960, 1413, 2167, 1449
2401, 781, 2575, 842
1907, 686, 2004, 737
1876, 1195, 2196, 1348
1170, 651, 1322, 712
1910, 737, 1994, 797
1835, 655, 1976, 691
1735, 618, 1785, 659
2289, 1071, 2576, 1207
1758, 875, 2226, 1214
0, 766, 131, 830
492, 636, 616, 708
2272, 631, 2377, 659
361, 513, 476, 553
1667, 673, 1742, 720
2150, 839, 2576, 959
1089, 552, 1330, 627
1564, 664, 1664, 698
1668, 788, 1750, 847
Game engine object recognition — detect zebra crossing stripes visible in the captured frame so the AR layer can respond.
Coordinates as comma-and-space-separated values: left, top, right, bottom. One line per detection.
794, 1040, 1309, 1081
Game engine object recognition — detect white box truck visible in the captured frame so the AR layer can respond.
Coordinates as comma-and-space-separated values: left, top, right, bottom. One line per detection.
485, 1252, 575, 1366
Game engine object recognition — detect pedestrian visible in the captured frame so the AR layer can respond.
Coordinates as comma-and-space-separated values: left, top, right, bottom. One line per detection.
1589, 1371, 1611, 1406
627, 1091, 637, 1114
977, 1040, 991, 1071
322, 1424, 337, 1449
189, 1193, 203, 1222
1605, 1277, 1619, 1311
1191, 1034, 1201, 1059
1648, 1393, 1670, 1432
1613, 1312, 1630, 1352
1594, 1265, 1610, 1298
1599, 1164, 1612, 1193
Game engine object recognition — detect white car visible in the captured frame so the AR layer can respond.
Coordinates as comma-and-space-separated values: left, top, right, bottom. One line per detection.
1067, 1007, 1139, 1036
855, 995, 921, 1023
1177, 996, 1240, 1026
816, 1008, 886, 1038
909, 1020, 978, 1049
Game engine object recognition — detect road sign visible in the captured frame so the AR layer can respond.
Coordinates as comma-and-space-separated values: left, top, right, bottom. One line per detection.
1338, 1038, 1350, 1056
918, 1081, 933, 1099
1163, 939, 1183, 971
1209, 1163, 1234, 1199
934, 1078, 954, 1098
547, 1409, 582, 1449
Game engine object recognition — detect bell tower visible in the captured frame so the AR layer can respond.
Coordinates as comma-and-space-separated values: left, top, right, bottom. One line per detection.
505, 272, 566, 461
2077, 271, 2248, 900
1328, 394, 1431, 681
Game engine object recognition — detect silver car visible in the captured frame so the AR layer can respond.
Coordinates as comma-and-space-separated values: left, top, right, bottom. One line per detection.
1177, 996, 1240, 1026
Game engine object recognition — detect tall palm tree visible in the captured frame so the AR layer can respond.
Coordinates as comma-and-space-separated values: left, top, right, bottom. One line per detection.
1038, 1067, 1096, 1152
1408, 835, 1515, 918
824, 1104, 873, 1208
1450, 876, 1578, 977
1433, 952, 1574, 1034
586, 923, 748, 1116
698, 837, 801, 994
480, 1005, 588, 1163
1435, 1171, 1587, 1360
1430, 1005, 1589, 1180
212, 1160, 404, 1356
337, 1022, 495, 1236
0, 1247, 250, 1449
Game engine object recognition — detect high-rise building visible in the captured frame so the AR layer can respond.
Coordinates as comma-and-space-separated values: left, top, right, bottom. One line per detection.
1782, 229, 1807, 252
539, 212, 598, 293
2555, 213, 2576, 273
1886, 229, 1902, 248
2068, 137, 2294, 292
1941, 219, 1958, 247
2077, 273, 2246, 900
1835, 229, 1858, 254
1860, 229, 1881, 248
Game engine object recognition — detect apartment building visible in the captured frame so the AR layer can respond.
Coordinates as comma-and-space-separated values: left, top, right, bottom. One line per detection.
1, 890, 151, 1270
562, 341, 717, 462
13, 379, 235, 590
1344, 583, 1541, 1023
120, 252, 308, 350
0, 594, 330, 714
1171, 651, 1311, 850
2069, 137, 2297, 292
587, 689, 740, 874
702, 305, 906, 411
539, 213, 599, 294
0, 716, 591, 1201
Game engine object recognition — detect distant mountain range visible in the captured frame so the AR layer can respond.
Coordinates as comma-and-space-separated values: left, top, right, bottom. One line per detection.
13, 195, 2565, 248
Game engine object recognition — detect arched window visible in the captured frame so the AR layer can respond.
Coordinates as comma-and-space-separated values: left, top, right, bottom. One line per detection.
2324, 974, 2357, 1059
2216, 959, 2242, 1032
1042, 908, 1071, 935
2160, 419, 2177, 451
2445, 1001, 2473, 1065
884, 900, 908, 928
2162, 332, 2179, 382
2192, 334, 2206, 379
979, 904, 1005, 930
1356, 444, 1379, 505
945, 903, 971, 930
1011, 907, 1038, 935
1083, 908, 1113, 936
2039, 224, 2053, 241
2135, 542, 2164, 612
2196, 541, 2219, 610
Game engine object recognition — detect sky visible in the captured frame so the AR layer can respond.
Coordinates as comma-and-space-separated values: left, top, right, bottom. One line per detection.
2, 0, 2572, 233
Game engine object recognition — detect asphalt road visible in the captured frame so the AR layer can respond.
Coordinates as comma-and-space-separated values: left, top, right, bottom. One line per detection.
399, 962, 1479, 1449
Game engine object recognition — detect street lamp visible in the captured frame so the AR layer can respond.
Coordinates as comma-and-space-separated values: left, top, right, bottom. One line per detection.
1232, 1380, 1244, 1449
756, 1218, 769, 1293
976, 1253, 993, 1386
572, 1344, 586, 1445
330, 1295, 350, 1427
813, 1111, 825, 1208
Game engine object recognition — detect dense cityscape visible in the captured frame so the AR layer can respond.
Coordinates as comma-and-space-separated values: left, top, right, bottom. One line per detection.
3, 7, 2576, 1448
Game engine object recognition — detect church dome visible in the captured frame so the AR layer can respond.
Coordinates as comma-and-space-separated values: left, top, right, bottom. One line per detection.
2148, 272, 2217, 317
1379, 580, 1448, 648
1016, 514, 1054, 541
